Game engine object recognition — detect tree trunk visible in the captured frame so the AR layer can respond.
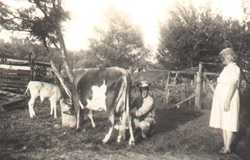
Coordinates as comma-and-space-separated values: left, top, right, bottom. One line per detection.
57, 29, 74, 83
50, 60, 72, 99
56, 28, 82, 128
43, 44, 72, 100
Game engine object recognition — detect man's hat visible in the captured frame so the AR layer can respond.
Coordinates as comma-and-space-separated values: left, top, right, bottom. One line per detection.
138, 80, 149, 88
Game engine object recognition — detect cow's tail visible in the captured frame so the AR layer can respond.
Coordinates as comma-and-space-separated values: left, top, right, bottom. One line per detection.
125, 74, 135, 145
24, 81, 31, 96
114, 77, 126, 113
124, 76, 130, 120
78, 100, 85, 109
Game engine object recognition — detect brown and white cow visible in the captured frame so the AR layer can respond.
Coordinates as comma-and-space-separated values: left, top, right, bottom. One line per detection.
72, 67, 135, 145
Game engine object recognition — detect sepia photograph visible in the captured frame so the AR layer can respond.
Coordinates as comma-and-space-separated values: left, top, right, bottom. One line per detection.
0, 0, 250, 159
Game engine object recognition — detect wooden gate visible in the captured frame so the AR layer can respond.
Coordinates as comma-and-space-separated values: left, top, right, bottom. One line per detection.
132, 62, 219, 110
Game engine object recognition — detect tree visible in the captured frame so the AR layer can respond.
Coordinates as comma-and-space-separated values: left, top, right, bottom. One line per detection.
0, 0, 76, 114
158, 4, 228, 69
157, 1, 250, 73
0, 37, 62, 65
88, 10, 149, 69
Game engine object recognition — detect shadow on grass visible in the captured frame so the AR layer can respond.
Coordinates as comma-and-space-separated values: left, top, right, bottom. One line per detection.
0, 100, 202, 159
233, 89, 250, 160
154, 107, 201, 134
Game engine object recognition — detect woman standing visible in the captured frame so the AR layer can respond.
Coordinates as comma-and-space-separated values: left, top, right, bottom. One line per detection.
209, 48, 241, 154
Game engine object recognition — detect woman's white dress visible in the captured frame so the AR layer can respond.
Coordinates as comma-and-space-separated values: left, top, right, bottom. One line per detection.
209, 62, 240, 132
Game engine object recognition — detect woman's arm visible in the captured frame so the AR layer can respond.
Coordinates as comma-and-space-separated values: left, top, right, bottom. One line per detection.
224, 82, 237, 112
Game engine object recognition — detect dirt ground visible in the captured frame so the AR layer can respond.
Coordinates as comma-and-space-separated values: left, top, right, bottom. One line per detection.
0, 99, 247, 160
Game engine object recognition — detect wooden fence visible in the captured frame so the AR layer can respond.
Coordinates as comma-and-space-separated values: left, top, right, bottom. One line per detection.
0, 56, 52, 94
0, 58, 219, 110
0, 55, 53, 110
133, 62, 219, 110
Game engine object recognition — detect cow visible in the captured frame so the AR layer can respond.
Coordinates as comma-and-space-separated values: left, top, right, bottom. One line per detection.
25, 81, 63, 119
72, 67, 135, 145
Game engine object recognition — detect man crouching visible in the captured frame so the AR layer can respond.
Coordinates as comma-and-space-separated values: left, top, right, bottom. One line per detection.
131, 80, 156, 139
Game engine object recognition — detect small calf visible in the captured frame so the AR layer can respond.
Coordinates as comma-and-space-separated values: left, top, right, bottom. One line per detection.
25, 81, 63, 119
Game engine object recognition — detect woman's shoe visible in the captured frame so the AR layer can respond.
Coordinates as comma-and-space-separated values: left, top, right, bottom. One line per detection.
219, 147, 231, 155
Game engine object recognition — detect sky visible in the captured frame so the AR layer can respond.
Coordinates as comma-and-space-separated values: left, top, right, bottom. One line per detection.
61, 0, 242, 52
0, 0, 243, 52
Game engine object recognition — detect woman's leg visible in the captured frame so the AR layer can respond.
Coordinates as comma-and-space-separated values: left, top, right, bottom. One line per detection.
222, 130, 227, 149
219, 130, 227, 153
225, 130, 233, 152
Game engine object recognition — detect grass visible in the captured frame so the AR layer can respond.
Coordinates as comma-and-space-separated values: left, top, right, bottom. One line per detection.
0, 98, 246, 160
0, 75, 249, 160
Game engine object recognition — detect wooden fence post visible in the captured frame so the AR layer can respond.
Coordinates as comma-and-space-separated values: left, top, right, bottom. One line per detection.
1, 55, 6, 64
195, 62, 203, 110
29, 52, 34, 80
165, 72, 170, 104
0, 56, 3, 64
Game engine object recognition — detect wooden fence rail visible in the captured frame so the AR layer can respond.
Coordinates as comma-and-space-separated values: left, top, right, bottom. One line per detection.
1, 57, 219, 110
0, 56, 52, 94
0, 56, 53, 110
